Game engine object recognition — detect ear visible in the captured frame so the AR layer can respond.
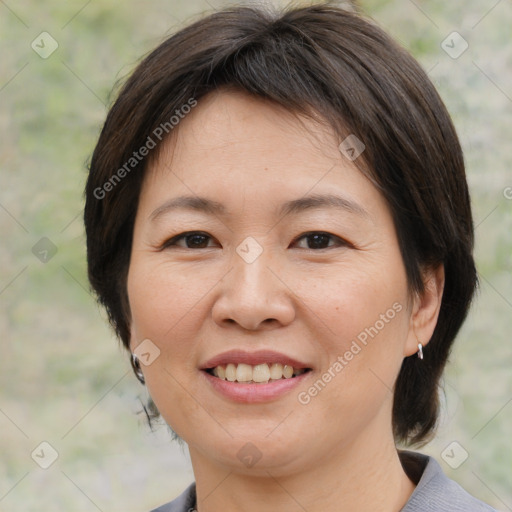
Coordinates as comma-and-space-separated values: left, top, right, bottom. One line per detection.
404, 264, 445, 357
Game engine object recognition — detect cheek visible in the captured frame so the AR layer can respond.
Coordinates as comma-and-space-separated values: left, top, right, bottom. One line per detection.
127, 259, 215, 437
296, 255, 410, 412
127, 259, 210, 347
301, 253, 409, 351
126, 258, 205, 418
126, 256, 223, 382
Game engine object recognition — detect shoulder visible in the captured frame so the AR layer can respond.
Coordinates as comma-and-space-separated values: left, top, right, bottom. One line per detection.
149, 482, 196, 512
400, 451, 498, 512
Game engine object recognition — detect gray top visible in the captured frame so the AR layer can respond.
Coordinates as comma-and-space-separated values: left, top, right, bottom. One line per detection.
150, 451, 497, 511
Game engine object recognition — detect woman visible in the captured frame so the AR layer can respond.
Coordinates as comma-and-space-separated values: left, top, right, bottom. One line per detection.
84, 2, 497, 511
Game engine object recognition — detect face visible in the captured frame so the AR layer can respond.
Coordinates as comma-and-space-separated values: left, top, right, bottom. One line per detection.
127, 89, 420, 475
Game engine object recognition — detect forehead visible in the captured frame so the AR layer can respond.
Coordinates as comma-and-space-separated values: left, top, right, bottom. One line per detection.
139, 89, 386, 222
153, 89, 340, 168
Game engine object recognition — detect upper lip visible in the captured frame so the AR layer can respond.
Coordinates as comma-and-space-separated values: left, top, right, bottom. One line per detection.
200, 349, 311, 370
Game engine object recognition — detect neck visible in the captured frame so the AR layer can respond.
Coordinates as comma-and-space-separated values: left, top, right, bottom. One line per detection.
189, 421, 416, 512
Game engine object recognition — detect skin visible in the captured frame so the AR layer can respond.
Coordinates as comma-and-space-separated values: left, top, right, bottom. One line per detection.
127, 89, 445, 512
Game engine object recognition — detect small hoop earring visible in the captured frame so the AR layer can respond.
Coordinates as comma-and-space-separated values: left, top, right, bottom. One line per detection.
417, 342, 424, 360
131, 353, 145, 384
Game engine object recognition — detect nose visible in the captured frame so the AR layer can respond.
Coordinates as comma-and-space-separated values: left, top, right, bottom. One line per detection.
211, 249, 296, 331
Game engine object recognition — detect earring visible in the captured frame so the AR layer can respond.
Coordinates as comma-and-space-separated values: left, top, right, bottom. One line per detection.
131, 353, 146, 384
417, 342, 424, 360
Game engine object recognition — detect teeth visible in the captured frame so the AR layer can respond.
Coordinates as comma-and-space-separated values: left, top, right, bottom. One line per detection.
236, 363, 253, 382
225, 363, 237, 382
283, 365, 293, 378
269, 363, 283, 379
216, 365, 226, 380
252, 363, 271, 383
210, 363, 307, 383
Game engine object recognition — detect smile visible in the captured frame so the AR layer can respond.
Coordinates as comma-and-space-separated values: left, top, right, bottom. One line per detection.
206, 363, 310, 384
200, 349, 313, 402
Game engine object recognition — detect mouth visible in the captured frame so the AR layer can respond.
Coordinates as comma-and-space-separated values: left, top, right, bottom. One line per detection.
199, 349, 313, 396
204, 363, 312, 384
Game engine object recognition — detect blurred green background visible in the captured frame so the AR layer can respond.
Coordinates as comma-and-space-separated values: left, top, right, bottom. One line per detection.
1, 0, 510, 510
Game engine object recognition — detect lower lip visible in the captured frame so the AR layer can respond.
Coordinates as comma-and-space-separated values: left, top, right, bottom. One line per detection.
201, 370, 311, 403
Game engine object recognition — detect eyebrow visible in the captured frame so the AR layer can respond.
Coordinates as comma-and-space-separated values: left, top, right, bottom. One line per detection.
149, 193, 370, 222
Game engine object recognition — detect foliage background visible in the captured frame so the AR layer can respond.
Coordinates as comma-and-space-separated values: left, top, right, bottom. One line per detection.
1, 0, 511, 510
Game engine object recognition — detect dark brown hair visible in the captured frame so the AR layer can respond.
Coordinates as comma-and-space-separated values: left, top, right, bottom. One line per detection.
84, 1, 477, 446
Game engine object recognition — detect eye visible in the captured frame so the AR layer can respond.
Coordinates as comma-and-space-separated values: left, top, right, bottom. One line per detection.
292, 232, 348, 250
160, 231, 349, 251
161, 231, 217, 249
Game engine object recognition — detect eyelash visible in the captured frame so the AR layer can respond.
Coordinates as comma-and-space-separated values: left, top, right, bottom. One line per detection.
159, 231, 351, 251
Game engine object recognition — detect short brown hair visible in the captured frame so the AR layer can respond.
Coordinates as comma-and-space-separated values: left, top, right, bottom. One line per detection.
84, 1, 477, 446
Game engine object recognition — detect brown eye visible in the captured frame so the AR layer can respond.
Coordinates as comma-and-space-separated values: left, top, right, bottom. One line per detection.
162, 232, 215, 249
293, 232, 347, 250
